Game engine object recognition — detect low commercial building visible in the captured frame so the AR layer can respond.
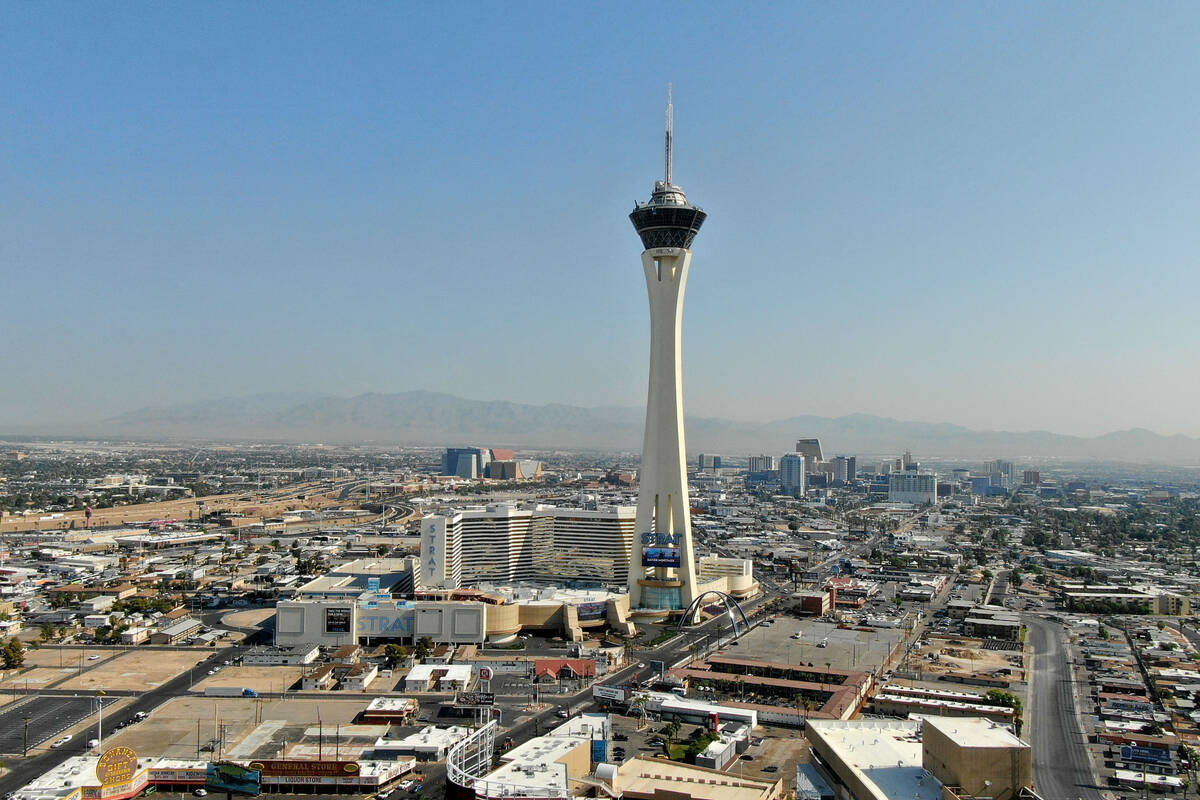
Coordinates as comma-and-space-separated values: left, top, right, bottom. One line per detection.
963, 617, 1023, 641
150, 617, 202, 644
120, 626, 150, 645
372, 725, 474, 761
403, 663, 473, 692
806, 717, 1031, 800
242, 643, 321, 666
922, 717, 1032, 798
603, 756, 783, 800
359, 697, 419, 725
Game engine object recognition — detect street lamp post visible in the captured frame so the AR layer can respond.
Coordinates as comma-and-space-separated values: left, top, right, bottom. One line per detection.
23, 714, 30, 757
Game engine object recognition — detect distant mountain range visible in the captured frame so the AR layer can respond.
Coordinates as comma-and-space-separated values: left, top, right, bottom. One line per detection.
80, 390, 1200, 463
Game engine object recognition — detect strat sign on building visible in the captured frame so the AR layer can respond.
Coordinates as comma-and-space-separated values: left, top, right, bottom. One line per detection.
275, 599, 485, 647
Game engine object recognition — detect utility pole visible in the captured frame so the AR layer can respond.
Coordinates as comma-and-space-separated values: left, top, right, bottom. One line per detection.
23, 714, 30, 757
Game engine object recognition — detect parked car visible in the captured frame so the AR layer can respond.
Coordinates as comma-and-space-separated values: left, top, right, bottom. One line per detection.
51, 735, 72, 748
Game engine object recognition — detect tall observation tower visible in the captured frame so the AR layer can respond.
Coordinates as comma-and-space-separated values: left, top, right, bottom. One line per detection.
627, 86, 706, 614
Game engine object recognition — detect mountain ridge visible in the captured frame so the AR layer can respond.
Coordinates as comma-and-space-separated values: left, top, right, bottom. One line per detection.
76, 390, 1200, 463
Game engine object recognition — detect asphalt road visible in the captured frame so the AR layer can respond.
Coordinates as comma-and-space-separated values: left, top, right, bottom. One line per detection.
0, 696, 98, 754
1026, 614, 1104, 800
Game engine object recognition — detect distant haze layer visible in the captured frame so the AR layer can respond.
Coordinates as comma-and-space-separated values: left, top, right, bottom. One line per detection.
17, 390, 1195, 463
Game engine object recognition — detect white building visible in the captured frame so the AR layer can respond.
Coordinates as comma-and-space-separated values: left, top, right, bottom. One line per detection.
420, 504, 636, 590
888, 472, 937, 505
747, 455, 777, 472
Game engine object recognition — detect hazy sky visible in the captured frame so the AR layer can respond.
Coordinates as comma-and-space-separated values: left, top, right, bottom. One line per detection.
3, 4, 1199, 437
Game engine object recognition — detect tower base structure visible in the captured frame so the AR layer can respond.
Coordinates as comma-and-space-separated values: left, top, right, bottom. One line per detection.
628, 247, 700, 614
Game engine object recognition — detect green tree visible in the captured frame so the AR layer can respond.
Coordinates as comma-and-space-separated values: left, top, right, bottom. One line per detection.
384, 644, 409, 669
413, 637, 434, 661
1, 638, 25, 669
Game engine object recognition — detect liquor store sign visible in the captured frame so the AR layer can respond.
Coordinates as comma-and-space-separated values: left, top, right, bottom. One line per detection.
96, 746, 139, 787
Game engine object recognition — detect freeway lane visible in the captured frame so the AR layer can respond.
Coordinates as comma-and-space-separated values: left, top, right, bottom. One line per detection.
1026, 614, 1104, 800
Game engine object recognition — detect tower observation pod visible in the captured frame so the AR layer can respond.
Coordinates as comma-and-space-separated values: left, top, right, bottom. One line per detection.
627, 86, 706, 616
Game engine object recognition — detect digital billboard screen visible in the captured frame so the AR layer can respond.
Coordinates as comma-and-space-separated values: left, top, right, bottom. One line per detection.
324, 607, 352, 634
207, 763, 262, 796
642, 546, 680, 568
576, 601, 607, 621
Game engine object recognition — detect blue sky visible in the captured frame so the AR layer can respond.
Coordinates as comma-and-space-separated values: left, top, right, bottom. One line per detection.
3, 3, 1199, 436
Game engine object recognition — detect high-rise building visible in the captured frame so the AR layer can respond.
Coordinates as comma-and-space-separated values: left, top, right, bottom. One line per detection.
441, 447, 492, 479
420, 504, 636, 589
795, 439, 824, 466
419, 513, 463, 590
901, 450, 916, 470
984, 459, 1015, 488
780, 453, 807, 495
627, 88, 706, 612
697, 454, 722, 471
1023, 470, 1041, 486
888, 472, 938, 505
830, 455, 856, 484
747, 455, 777, 473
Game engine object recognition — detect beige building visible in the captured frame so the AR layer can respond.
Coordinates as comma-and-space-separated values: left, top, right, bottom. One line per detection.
806, 717, 1032, 800
922, 717, 1032, 798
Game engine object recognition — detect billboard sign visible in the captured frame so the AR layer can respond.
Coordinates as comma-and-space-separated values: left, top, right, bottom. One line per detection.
207, 762, 262, 796
96, 746, 139, 787
592, 685, 628, 702
642, 546, 681, 568
1121, 746, 1171, 765
478, 666, 494, 681
324, 607, 353, 634
456, 691, 495, 706
577, 601, 606, 621
591, 739, 607, 763
246, 760, 360, 778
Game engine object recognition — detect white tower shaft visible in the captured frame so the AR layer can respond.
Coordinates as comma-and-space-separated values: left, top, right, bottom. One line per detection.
629, 247, 698, 609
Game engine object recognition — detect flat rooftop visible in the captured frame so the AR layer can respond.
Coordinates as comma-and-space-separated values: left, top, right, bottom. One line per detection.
807, 719, 941, 800
614, 756, 780, 800
921, 715, 1024, 746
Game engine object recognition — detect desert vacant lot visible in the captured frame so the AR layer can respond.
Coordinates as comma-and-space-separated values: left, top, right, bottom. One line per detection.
58, 649, 214, 691
103, 695, 364, 760
191, 665, 308, 695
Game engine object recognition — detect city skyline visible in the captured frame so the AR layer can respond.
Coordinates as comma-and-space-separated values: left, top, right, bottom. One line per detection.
4, 5, 1200, 437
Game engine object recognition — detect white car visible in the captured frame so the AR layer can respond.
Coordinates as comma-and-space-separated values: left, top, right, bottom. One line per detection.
51, 735, 72, 748
194, 790, 208, 797
87, 655, 101, 661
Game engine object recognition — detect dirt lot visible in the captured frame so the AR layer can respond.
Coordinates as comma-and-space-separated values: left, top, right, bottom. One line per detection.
220, 608, 274, 629
912, 636, 1022, 677
191, 665, 309, 695
23, 646, 119, 669
102, 695, 366, 760
57, 649, 214, 691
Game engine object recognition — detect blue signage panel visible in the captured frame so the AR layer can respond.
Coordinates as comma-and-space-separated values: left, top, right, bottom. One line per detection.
642, 546, 681, 567
1121, 746, 1172, 765
207, 763, 262, 796
591, 739, 608, 763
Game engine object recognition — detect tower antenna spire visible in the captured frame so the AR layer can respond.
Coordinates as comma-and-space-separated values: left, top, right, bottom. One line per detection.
664, 83, 673, 185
